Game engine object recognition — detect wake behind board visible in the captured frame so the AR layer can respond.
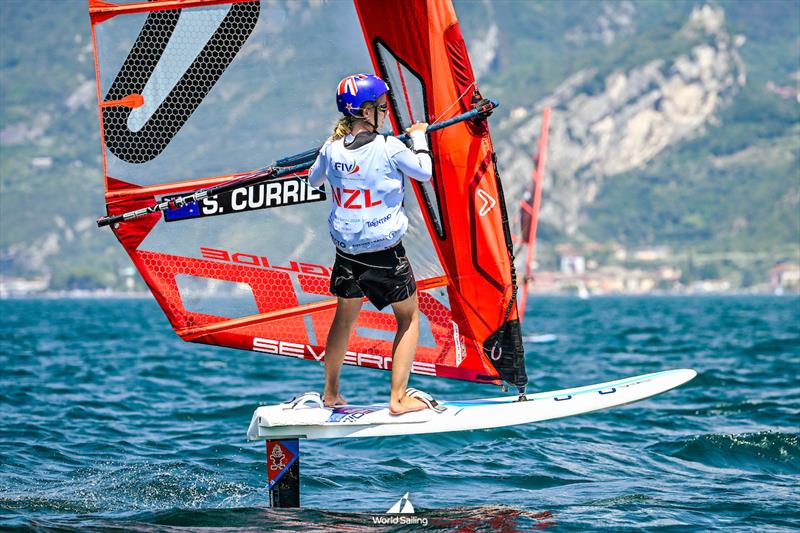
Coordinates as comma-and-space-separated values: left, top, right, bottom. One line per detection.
248, 368, 696, 440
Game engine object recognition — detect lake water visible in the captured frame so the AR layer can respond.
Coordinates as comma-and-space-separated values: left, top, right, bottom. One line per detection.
1, 296, 798, 531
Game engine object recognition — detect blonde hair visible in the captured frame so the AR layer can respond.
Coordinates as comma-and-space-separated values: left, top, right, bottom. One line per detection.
330, 102, 377, 141
331, 115, 356, 141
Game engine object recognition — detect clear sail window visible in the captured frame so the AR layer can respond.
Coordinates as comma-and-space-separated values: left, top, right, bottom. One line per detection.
374, 41, 445, 238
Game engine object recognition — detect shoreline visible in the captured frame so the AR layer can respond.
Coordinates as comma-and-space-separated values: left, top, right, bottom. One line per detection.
1, 290, 797, 301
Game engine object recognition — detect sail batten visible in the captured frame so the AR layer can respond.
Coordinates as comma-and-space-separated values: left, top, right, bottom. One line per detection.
178, 276, 450, 341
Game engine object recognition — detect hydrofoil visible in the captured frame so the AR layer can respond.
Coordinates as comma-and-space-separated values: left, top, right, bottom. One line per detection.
251, 369, 695, 507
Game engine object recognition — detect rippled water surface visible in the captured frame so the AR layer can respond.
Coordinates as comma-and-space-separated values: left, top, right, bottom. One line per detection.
1, 296, 798, 531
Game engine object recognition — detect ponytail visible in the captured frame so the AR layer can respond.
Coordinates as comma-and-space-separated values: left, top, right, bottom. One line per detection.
331, 115, 356, 141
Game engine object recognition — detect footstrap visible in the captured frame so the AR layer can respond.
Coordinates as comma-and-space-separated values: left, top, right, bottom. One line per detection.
406, 387, 446, 413
285, 391, 324, 410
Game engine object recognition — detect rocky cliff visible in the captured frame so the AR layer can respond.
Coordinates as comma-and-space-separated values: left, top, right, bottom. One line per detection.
495, 5, 747, 236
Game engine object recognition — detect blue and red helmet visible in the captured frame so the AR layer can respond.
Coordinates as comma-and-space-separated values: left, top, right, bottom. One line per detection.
336, 74, 390, 117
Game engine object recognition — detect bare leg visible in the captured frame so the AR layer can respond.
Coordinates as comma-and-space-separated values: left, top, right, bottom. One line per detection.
388, 292, 428, 415
323, 297, 362, 407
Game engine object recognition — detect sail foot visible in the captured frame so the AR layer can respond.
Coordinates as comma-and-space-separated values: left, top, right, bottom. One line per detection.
484, 318, 528, 393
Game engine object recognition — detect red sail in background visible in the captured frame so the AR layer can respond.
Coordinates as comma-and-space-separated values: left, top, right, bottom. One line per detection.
517, 108, 551, 319
87, 0, 526, 388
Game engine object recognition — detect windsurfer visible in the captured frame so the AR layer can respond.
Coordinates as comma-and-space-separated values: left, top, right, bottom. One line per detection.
308, 74, 432, 415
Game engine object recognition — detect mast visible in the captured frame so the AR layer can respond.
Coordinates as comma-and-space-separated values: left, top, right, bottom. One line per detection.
518, 108, 551, 320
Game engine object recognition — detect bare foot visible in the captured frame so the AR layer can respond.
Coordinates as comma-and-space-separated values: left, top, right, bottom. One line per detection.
389, 395, 428, 415
323, 393, 347, 407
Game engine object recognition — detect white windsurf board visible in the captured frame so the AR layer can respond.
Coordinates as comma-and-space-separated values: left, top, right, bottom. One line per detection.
247, 368, 696, 440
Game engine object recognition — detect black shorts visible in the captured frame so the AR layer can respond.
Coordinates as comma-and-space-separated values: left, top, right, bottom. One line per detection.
330, 242, 416, 310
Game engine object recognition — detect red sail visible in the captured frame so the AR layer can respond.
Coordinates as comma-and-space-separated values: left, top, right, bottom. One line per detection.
354, 0, 527, 389
87, 0, 525, 388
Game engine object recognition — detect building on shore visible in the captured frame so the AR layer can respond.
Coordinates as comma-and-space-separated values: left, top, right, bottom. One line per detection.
769, 263, 800, 294
0, 276, 49, 298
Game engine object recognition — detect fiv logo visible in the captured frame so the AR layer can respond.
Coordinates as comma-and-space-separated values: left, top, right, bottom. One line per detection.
333, 160, 360, 175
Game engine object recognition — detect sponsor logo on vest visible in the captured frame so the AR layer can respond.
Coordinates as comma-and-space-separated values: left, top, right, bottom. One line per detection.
333, 160, 360, 175
366, 213, 392, 228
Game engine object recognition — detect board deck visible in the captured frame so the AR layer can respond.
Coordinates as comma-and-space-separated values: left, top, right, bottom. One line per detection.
247, 369, 696, 440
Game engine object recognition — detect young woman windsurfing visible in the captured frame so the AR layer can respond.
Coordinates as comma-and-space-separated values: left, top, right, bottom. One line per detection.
307, 74, 433, 415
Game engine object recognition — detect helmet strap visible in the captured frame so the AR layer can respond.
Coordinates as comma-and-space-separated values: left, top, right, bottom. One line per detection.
358, 105, 378, 132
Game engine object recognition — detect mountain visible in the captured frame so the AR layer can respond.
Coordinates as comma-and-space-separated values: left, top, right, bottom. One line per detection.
458, 0, 799, 282
0, 0, 798, 290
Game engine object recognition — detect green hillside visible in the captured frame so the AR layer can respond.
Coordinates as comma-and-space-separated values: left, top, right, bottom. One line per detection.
582, 1, 800, 281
